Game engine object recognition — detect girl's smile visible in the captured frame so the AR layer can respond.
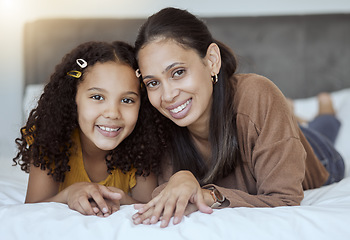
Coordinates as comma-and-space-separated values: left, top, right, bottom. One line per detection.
96, 125, 122, 138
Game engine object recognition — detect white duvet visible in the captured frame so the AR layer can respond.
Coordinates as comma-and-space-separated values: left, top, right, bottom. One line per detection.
1, 87, 350, 240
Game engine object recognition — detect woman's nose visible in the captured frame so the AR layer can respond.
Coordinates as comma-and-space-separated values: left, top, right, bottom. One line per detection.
161, 82, 179, 102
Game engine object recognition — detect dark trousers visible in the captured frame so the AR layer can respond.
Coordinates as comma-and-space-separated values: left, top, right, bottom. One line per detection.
300, 115, 345, 185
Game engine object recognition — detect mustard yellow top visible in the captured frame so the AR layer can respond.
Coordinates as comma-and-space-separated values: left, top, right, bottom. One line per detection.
23, 127, 136, 194
59, 129, 137, 193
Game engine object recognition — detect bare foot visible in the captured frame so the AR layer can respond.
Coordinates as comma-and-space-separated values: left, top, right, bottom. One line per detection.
317, 93, 335, 115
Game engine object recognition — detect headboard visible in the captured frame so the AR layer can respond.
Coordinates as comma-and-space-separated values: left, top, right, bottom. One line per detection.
24, 14, 350, 98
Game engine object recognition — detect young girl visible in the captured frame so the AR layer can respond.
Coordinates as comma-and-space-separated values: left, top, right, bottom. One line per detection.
13, 41, 164, 217
132, 7, 345, 227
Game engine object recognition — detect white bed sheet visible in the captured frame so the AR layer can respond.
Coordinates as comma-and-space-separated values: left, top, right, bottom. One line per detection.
1, 87, 350, 240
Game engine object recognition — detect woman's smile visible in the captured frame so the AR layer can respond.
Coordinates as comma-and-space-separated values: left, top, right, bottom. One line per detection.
167, 98, 192, 119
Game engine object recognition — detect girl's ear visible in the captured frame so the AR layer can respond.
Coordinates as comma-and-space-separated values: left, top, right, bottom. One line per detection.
205, 43, 221, 75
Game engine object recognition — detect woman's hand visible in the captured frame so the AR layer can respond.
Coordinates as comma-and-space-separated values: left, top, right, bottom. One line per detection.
132, 170, 213, 227
62, 182, 122, 217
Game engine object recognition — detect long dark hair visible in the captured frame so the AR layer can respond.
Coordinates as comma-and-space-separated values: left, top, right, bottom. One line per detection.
135, 7, 240, 184
13, 41, 165, 182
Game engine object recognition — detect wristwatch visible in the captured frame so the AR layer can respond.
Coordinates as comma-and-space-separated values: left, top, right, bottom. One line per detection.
207, 186, 225, 208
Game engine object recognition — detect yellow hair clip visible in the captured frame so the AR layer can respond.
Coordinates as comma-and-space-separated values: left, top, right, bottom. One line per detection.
67, 70, 82, 78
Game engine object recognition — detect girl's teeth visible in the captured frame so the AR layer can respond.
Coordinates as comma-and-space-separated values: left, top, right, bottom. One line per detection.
171, 99, 191, 113
99, 126, 119, 132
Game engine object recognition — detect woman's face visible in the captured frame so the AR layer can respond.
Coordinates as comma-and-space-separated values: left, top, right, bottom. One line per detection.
75, 61, 140, 153
138, 39, 216, 129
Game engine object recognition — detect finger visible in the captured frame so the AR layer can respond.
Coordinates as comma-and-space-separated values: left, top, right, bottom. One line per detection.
133, 207, 155, 225
172, 197, 188, 225
70, 201, 87, 215
148, 197, 167, 225
110, 201, 120, 214
133, 203, 145, 210
92, 207, 100, 214
195, 190, 213, 214
90, 190, 110, 215
137, 195, 160, 214
96, 210, 104, 217
160, 198, 177, 228
111, 205, 120, 214
100, 186, 122, 200
78, 197, 95, 215
184, 203, 199, 216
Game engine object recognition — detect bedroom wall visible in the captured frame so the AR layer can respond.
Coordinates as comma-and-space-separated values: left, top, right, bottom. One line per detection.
1, 0, 350, 159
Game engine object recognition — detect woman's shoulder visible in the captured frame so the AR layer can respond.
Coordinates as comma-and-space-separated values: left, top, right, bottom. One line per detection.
234, 73, 276, 91
233, 73, 287, 119
234, 73, 284, 102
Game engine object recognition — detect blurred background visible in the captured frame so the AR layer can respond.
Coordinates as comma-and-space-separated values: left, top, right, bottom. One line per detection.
1, 0, 350, 159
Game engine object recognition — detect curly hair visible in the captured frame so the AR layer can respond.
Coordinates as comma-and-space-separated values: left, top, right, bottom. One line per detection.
13, 41, 167, 182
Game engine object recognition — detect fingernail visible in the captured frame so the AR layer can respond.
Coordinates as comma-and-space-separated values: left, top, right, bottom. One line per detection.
143, 218, 150, 225
161, 219, 167, 228
102, 208, 108, 213
134, 218, 141, 225
173, 217, 181, 225
138, 208, 144, 213
93, 207, 99, 214
150, 216, 157, 224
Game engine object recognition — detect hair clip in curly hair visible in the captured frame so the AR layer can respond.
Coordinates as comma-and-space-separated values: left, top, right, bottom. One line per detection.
135, 69, 142, 78
76, 58, 88, 68
67, 70, 82, 78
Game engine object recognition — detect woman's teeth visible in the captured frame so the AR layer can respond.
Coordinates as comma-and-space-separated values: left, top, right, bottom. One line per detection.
170, 99, 191, 114
99, 126, 119, 132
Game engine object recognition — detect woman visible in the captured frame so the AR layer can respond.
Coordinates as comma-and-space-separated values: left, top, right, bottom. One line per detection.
132, 7, 345, 227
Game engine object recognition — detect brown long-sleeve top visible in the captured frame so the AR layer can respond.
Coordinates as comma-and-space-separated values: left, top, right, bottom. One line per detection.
155, 73, 329, 208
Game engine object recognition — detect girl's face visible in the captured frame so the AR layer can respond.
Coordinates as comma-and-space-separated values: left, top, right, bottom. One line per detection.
138, 39, 218, 129
75, 62, 140, 153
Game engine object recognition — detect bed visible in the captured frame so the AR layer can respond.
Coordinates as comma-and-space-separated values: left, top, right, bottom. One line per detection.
1, 14, 350, 239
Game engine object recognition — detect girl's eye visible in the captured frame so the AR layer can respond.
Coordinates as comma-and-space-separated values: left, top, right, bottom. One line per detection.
173, 69, 185, 78
146, 80, 159, 88
91, 95, 104, 101
122, 98, 134, 104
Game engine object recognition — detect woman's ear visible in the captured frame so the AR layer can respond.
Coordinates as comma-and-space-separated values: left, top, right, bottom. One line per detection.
206, 43, 221, 75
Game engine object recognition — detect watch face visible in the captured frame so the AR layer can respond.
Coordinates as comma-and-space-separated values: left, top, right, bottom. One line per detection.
213, 188, 225, 202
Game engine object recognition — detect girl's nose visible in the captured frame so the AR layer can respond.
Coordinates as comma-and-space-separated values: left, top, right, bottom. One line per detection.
103, 102, 121, 119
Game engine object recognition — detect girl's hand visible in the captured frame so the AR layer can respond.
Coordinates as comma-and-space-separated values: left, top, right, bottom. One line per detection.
62, 182, 122, 217
89, 197, 120, 217
132, 170, 213, 227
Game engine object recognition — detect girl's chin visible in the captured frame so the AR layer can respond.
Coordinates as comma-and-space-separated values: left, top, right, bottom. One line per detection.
95, 141, 120, 151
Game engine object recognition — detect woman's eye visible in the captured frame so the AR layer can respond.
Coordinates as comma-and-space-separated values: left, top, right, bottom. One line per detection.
122, 98, 134, 104
173, 69, 185, 78
91, 95, 104, 101
146, 80, 159, 88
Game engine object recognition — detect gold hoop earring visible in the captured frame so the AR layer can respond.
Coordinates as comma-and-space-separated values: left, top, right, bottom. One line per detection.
211, 74, 218, 84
